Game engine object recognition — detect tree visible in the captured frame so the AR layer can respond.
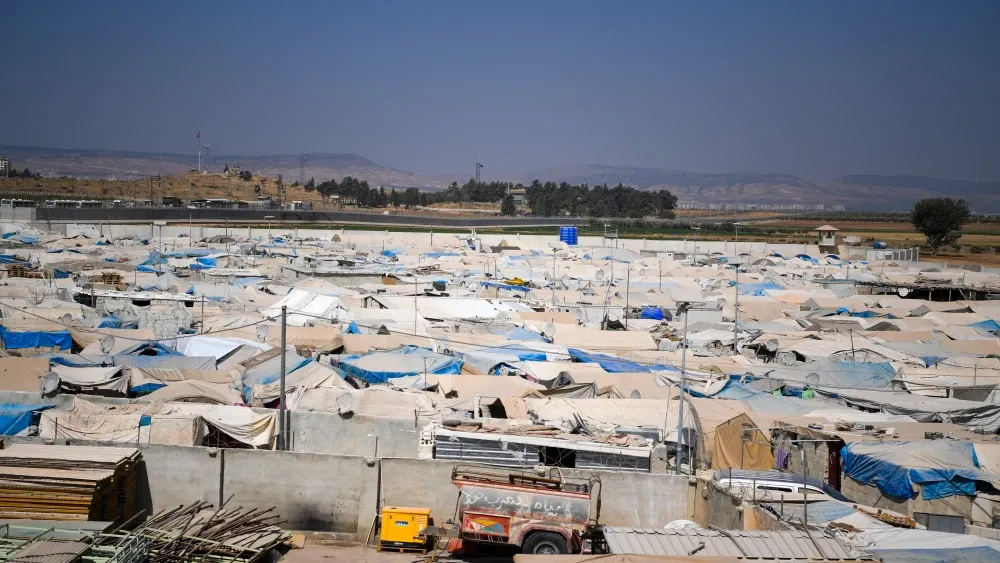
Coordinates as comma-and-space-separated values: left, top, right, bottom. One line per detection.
501, 194, 516, 216
304, 177, 315, 191
911, 197, 970, 253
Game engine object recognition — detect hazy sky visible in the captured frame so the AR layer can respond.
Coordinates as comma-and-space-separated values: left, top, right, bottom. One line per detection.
2, 0, 998, 181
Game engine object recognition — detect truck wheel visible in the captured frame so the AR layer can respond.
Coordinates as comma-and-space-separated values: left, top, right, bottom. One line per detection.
522, 532, 568, 555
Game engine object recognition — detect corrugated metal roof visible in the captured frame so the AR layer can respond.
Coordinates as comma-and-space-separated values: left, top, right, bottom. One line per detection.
602, 527, 854, 561
10, 540, 89, 563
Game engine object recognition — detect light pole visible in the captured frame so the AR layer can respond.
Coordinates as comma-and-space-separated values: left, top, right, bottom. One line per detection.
674, 301, 692, 474
264, 215, 274, 241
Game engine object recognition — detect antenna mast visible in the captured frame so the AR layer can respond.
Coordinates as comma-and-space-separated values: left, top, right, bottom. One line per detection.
475, 160, 483, 183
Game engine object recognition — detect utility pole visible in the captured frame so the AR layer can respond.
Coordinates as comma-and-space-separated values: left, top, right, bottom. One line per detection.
624, 266, 630, 330
733, 224, 740, 352
279, 306, 287, 450
674, 302, 690, 474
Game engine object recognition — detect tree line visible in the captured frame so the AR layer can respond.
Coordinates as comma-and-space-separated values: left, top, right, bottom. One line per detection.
2, 167, 41, 179
297, 175, 677, 218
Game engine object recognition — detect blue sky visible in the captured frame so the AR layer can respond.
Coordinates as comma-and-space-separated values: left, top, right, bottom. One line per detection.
2, 0, 998, 181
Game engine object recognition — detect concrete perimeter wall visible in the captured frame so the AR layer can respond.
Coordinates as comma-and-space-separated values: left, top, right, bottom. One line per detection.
4, 438, 690, 538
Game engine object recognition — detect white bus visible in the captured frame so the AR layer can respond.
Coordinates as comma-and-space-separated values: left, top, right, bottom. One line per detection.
0, 199, 37, 208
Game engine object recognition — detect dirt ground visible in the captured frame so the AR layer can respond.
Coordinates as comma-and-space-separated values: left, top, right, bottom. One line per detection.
280, 540, 515, 563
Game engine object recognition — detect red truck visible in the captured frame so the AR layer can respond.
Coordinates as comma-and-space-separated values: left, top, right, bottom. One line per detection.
450, 465, 602, 555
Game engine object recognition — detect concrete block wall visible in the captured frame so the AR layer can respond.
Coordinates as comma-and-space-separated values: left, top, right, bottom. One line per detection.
137, 303, 192, 339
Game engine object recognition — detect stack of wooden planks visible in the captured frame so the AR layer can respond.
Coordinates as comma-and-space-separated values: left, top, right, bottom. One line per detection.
0, 444, 140, 522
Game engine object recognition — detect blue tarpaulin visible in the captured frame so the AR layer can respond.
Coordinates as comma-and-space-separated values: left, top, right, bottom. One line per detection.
189, 263, 212, 270
98, 316, 121, 329
53, 269, 71, 279
338, 346, 462, 384
196, 256, 218, 267
0, 255, 29, 266
487, 326, 545, 341
568, 348, 675, 373
969, 319, 1000, 335
841, 441, 992, 500
0, 404, 55, 436
480, 281, 531, 293
0, 325, 71, 350
640, 307, 664, 320
735, 282, 783, 296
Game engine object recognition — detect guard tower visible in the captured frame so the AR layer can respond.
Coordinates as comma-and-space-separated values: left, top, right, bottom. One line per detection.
815, 225, 839, 253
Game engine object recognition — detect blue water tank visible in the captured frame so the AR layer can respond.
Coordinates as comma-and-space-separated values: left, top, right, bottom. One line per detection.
559, 226, 578, 246
873, 241, 888, 249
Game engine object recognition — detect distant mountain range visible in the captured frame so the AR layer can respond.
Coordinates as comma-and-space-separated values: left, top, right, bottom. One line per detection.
0, 145, 434, 189
524, 165, 1000, 212
2, 145, 997, 212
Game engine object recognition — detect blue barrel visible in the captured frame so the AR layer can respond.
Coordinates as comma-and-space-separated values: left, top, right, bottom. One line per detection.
873, 241, 888, 249
560, 226, 577, 245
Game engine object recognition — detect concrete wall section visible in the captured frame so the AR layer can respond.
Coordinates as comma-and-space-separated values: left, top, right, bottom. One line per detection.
289, 411, 426, 459
136, 444, 221, 514
222, 449, 376, 532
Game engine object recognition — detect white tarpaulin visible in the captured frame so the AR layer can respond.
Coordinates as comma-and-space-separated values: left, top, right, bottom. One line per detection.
175, 336, 271, 360
263, 288, 347, 326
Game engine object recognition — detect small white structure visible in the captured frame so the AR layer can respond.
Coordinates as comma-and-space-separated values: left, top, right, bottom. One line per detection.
815, 225, 839, 251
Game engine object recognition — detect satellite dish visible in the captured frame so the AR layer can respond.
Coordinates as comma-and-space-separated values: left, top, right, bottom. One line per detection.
40, 372, 59, 395
256, 325, 270, 342
805, 373, 820, 387
638, 269, 647, 276
630, 390, 642, 399
544, 323, 556, 338
898, 287, 910, 297
61, 314, 73, 325
100, 335, 116, 354
595, 270, 605, 280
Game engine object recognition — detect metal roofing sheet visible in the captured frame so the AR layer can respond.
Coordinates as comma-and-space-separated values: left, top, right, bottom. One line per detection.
10, 540, 89, 563
602, 527, 854, 561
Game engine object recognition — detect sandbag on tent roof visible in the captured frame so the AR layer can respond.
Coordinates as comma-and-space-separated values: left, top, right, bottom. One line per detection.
841, 440, 999, 500
51, 364, 129, 395
338, 345, 462, 384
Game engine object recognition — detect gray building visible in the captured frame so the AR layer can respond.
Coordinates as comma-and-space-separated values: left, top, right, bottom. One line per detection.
0, 156, 10, 177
